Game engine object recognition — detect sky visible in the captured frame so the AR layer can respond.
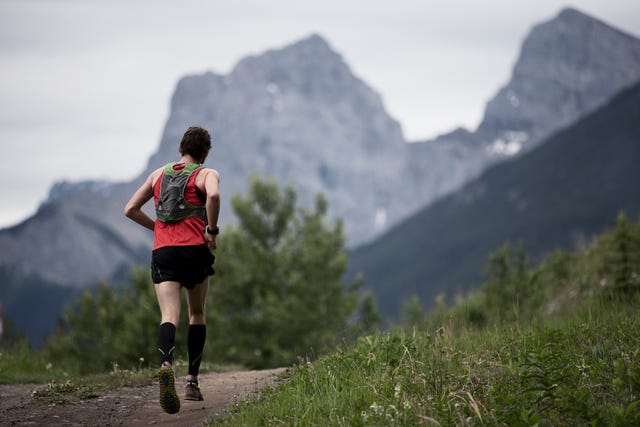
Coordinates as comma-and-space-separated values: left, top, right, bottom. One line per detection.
1, 0, 639, 228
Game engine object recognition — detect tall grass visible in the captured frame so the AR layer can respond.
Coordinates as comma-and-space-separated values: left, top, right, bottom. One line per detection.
212, 296, 640, 426
0, 338, 160, 396
0, 340, 69, 384
213, 215, 640, 425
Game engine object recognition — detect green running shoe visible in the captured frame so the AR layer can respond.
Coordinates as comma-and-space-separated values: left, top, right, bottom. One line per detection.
158, 366, 180, 414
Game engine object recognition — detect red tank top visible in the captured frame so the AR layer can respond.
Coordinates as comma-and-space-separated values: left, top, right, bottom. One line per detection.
152, 164, 206, 250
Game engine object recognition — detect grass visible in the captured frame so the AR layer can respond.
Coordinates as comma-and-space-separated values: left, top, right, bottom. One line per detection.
0, 344, 156, 403
0, 339, 241, 385
0, 340, 69, 384
211, 297, 640, 426
30, 368, 155, 404
0, 342, 240, 406
0, 340, 158, 385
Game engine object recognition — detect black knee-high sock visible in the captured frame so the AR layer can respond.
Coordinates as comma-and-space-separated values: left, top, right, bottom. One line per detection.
158, 322, 176, 366
187, 324, 206, 377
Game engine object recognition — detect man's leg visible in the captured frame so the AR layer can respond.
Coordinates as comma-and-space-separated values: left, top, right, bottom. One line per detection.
186, 278, 208, 379
184, 278, 208, 401
154, 281, 181, 414
154, 281, 181, 366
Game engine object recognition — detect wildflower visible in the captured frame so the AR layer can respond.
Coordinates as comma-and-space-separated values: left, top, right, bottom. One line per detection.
369, 402, 383, 416
386, 405, 398, 421
394, 383, 401, 400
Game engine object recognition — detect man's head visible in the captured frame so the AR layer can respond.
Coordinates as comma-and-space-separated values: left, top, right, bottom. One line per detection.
179, 126, 212, 163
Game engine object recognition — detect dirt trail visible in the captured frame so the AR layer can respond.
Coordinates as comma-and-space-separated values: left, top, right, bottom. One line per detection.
0, 368, 286, 426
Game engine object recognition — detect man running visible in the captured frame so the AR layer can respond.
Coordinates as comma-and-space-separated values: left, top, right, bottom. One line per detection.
124, 126, 220, 414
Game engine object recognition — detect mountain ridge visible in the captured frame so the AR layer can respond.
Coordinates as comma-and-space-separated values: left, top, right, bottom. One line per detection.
349, 79, 640, 318
402, 7, 640, 222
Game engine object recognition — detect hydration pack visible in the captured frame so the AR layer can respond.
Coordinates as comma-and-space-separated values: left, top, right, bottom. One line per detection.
155, 163, 206, 223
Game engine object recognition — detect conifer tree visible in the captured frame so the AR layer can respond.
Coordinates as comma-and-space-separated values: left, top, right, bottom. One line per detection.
611, 213, 639, 294
208, 177, 359, 368
43, 270, 159, 374
356, 290, 382, 335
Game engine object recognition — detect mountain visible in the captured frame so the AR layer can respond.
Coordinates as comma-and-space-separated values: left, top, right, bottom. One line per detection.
0, 34, 408, 291
0, 34, 412, 342
146, 34, 408, 246
0, 267, 80, 346
0, 180, 150, 288
348, 80, 640, 319
402, 7, 640, 219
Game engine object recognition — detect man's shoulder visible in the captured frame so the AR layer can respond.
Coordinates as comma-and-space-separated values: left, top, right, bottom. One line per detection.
148, 166, 166, 185
202, 167, 220, 181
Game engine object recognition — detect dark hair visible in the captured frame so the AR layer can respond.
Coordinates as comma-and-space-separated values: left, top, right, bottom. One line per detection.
179, 126, 212, 161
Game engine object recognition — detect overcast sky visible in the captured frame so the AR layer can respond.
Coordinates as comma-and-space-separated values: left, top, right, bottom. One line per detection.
1, 0, 639, 228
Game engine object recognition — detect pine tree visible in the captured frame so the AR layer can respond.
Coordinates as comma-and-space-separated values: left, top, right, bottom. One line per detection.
43, 269, 159, 374
208, 177, 359, 368
356, 290, 382, 335
611, 213, 639, 295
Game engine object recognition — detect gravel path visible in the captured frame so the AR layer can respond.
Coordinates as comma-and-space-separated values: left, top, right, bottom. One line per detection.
0, 368, 287, 426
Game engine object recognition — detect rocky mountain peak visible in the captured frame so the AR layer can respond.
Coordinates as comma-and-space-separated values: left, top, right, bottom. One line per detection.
256, 33, 337, 66
229, 33, 373, 108
146, 32, 406, 247
556, 7, 597, 23
478, 7, 640, 147
402, 7, 640, 232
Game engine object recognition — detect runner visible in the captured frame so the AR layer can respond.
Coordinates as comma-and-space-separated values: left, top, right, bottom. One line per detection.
124, 126, 220, 414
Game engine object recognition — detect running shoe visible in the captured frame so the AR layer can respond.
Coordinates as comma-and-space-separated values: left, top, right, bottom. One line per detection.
158, 365, 180, 414
185, 379, 204, 401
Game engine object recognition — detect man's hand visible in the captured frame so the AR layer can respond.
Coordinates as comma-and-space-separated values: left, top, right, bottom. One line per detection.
204, 231, 217, 250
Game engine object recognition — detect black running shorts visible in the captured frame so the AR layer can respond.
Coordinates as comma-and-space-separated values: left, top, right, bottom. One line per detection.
151, 245, 215, 289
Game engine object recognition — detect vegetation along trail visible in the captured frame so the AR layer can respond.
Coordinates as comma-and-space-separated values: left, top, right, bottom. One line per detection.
0, 368, 286, 426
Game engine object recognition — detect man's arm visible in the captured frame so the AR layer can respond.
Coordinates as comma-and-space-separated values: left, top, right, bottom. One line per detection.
203, 169, 221, 249
124, 172, 156, 231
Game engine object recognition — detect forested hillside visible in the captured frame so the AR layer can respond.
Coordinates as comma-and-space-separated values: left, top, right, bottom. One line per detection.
349, 80, 640, 318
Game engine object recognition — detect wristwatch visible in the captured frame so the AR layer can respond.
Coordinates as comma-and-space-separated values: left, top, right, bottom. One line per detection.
206, 226, 219, 236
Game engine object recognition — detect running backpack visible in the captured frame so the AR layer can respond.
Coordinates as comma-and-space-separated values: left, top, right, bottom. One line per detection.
155, 162, 206, 223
